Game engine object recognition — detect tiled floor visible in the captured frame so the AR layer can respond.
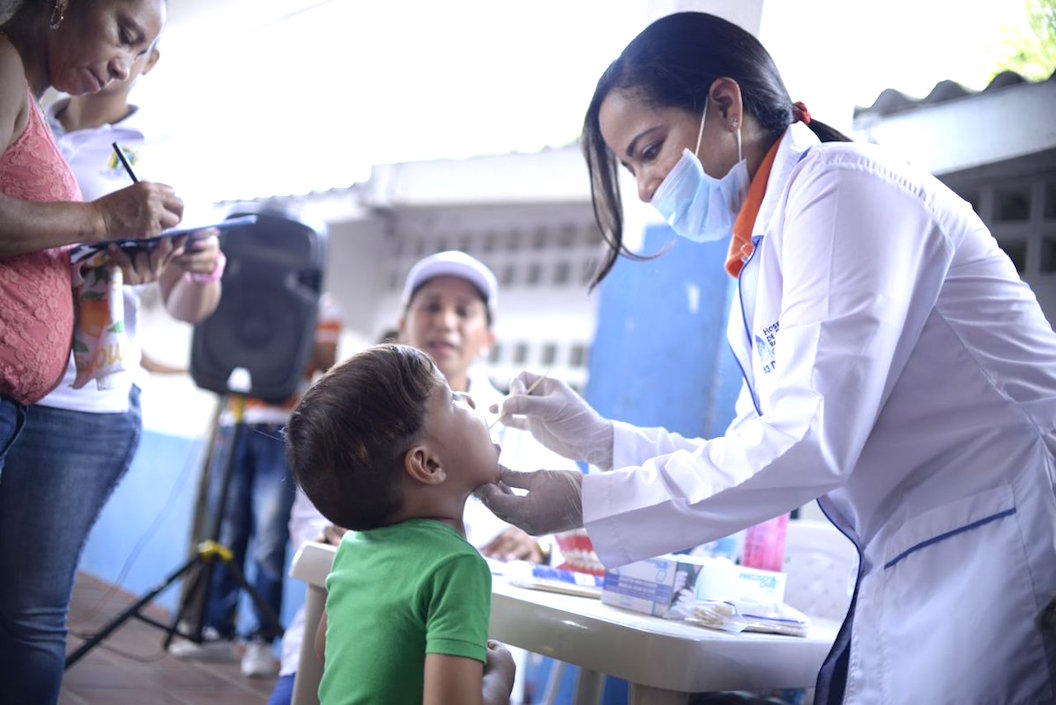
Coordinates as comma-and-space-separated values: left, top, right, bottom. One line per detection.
61, 572, 278, 705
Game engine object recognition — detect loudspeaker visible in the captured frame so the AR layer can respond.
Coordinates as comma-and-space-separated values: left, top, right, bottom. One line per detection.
190, 209, 327, 403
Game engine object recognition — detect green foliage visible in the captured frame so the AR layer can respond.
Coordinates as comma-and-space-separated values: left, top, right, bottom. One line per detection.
994, 0, 1056, 81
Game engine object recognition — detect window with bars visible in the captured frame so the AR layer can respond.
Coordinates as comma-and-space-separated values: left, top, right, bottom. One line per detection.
952, 175, 1056, 278
541, 343, 558, 366
1040, 237, 1056, 274
994, 186, 1031, 223
569, 344, 588, 368
500, 264, 516, 286
525, 262, 543, 286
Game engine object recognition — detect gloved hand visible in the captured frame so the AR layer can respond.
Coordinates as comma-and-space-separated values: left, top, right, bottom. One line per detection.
475, 466, 584, 536
492, 371, 614, 469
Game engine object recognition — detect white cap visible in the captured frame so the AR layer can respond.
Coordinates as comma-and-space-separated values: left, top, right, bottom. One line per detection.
401, 251, 498, 319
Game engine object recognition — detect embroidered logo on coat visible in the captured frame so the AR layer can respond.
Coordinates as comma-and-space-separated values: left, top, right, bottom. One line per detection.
755, 320, 780, 374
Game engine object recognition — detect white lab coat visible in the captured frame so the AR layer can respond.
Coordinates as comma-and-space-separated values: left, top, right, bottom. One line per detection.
582, 123, 1056, 704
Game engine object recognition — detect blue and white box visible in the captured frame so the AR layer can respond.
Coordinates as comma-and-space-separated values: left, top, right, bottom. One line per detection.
602, 554, 786, 618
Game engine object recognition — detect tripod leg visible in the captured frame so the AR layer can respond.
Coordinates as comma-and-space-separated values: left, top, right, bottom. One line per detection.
173, 401, 225, 628
65, 554, 200, 669
222, 557, 284, 639
164, 418, 240, 651
201, 419, 285, 641
161, 558, 208, 651
166, 413, 286, 650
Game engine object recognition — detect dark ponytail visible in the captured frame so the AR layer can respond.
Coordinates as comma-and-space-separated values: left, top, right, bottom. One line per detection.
583, 12, 850, 288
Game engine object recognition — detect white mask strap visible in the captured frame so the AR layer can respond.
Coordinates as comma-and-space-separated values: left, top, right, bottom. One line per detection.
694, 97, 708, 158
696, 96, 744, 163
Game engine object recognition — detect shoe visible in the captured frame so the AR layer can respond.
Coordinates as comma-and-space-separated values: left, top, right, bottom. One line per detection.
168, 626, 238, 662
241, 638, 279, 678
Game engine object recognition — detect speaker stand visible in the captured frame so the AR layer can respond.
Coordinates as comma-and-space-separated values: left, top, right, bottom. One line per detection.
65, 397, 284, 669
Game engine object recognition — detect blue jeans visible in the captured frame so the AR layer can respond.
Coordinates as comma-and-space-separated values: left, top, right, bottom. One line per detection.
0, 395, 26, 472
0, 387, 141, 705
203, 422, 295, 642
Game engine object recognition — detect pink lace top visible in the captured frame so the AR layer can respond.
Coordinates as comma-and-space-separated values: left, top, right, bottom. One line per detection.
0, 84, 82, 404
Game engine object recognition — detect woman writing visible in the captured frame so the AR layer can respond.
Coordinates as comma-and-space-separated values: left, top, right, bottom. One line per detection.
481, 12, 1056, 704
0, 4, 224, 701
0, 1, 189, 702
0, 0, 183, 469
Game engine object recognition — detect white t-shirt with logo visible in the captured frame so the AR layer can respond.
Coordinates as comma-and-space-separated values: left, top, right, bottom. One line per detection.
39, 100, 161, 413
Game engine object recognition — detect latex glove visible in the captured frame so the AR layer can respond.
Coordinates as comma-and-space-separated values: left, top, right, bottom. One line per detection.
476, 466, 583, 536
492, 371, 614, 470
482, 640, 516, 705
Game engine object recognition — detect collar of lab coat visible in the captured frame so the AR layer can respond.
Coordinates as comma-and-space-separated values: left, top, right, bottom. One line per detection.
752, 122, 821, 240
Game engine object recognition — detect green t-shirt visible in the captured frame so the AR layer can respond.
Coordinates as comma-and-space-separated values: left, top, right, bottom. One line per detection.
319, 518, 492, 705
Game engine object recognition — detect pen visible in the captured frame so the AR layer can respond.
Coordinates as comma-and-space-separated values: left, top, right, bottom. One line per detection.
111, 142, 138, 183
488, 369, 551, 430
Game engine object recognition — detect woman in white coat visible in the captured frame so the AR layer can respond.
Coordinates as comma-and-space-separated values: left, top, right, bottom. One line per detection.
480, 12, 1056, 705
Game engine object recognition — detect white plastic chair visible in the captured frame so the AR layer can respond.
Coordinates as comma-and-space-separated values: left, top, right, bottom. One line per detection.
781, 519, 858, 622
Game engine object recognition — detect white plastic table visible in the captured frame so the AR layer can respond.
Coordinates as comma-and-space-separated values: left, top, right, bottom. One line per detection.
289, 541, 838, 705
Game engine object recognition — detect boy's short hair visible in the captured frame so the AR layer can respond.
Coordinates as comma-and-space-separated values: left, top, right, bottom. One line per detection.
286, 344, 440, 530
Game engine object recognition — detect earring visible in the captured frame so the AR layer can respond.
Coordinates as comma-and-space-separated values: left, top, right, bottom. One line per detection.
49, 0, 66, 29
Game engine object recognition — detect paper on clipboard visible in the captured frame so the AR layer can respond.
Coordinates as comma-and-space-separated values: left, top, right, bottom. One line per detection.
70, 214, 258, 264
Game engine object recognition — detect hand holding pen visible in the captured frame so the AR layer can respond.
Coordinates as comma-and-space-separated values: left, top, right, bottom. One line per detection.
84, 143, 184, 243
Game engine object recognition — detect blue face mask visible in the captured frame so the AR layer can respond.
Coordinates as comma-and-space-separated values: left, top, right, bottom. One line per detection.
650, 98, 750, 243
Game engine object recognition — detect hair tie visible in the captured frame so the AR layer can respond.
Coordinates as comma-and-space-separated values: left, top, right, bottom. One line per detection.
793, 101, 811, 126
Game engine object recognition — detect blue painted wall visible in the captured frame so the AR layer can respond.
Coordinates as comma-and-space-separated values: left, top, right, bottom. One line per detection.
585, 225, 742, 440
564, 225, 743, 705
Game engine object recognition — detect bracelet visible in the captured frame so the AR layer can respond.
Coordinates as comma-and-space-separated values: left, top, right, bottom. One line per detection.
187, 252, 226, 284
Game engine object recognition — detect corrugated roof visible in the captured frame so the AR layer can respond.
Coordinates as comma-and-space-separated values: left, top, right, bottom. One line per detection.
853, 69, 1056, 119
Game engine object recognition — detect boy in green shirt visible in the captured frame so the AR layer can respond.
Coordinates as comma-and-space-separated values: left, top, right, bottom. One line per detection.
286, 344, 516, 705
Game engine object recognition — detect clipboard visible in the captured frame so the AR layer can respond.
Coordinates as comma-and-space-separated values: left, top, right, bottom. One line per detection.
70, 214, 258, 264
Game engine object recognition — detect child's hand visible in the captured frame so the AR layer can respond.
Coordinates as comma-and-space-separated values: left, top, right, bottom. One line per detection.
169, 228, 221, 279
322, 524, 347, 546
105, 235, 185, 286
482, 640, 516, 701
480, 527, 543, 563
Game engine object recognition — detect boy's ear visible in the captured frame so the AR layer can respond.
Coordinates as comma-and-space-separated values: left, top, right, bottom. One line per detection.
403, 444, 446, 485
142, 48, 161, 75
